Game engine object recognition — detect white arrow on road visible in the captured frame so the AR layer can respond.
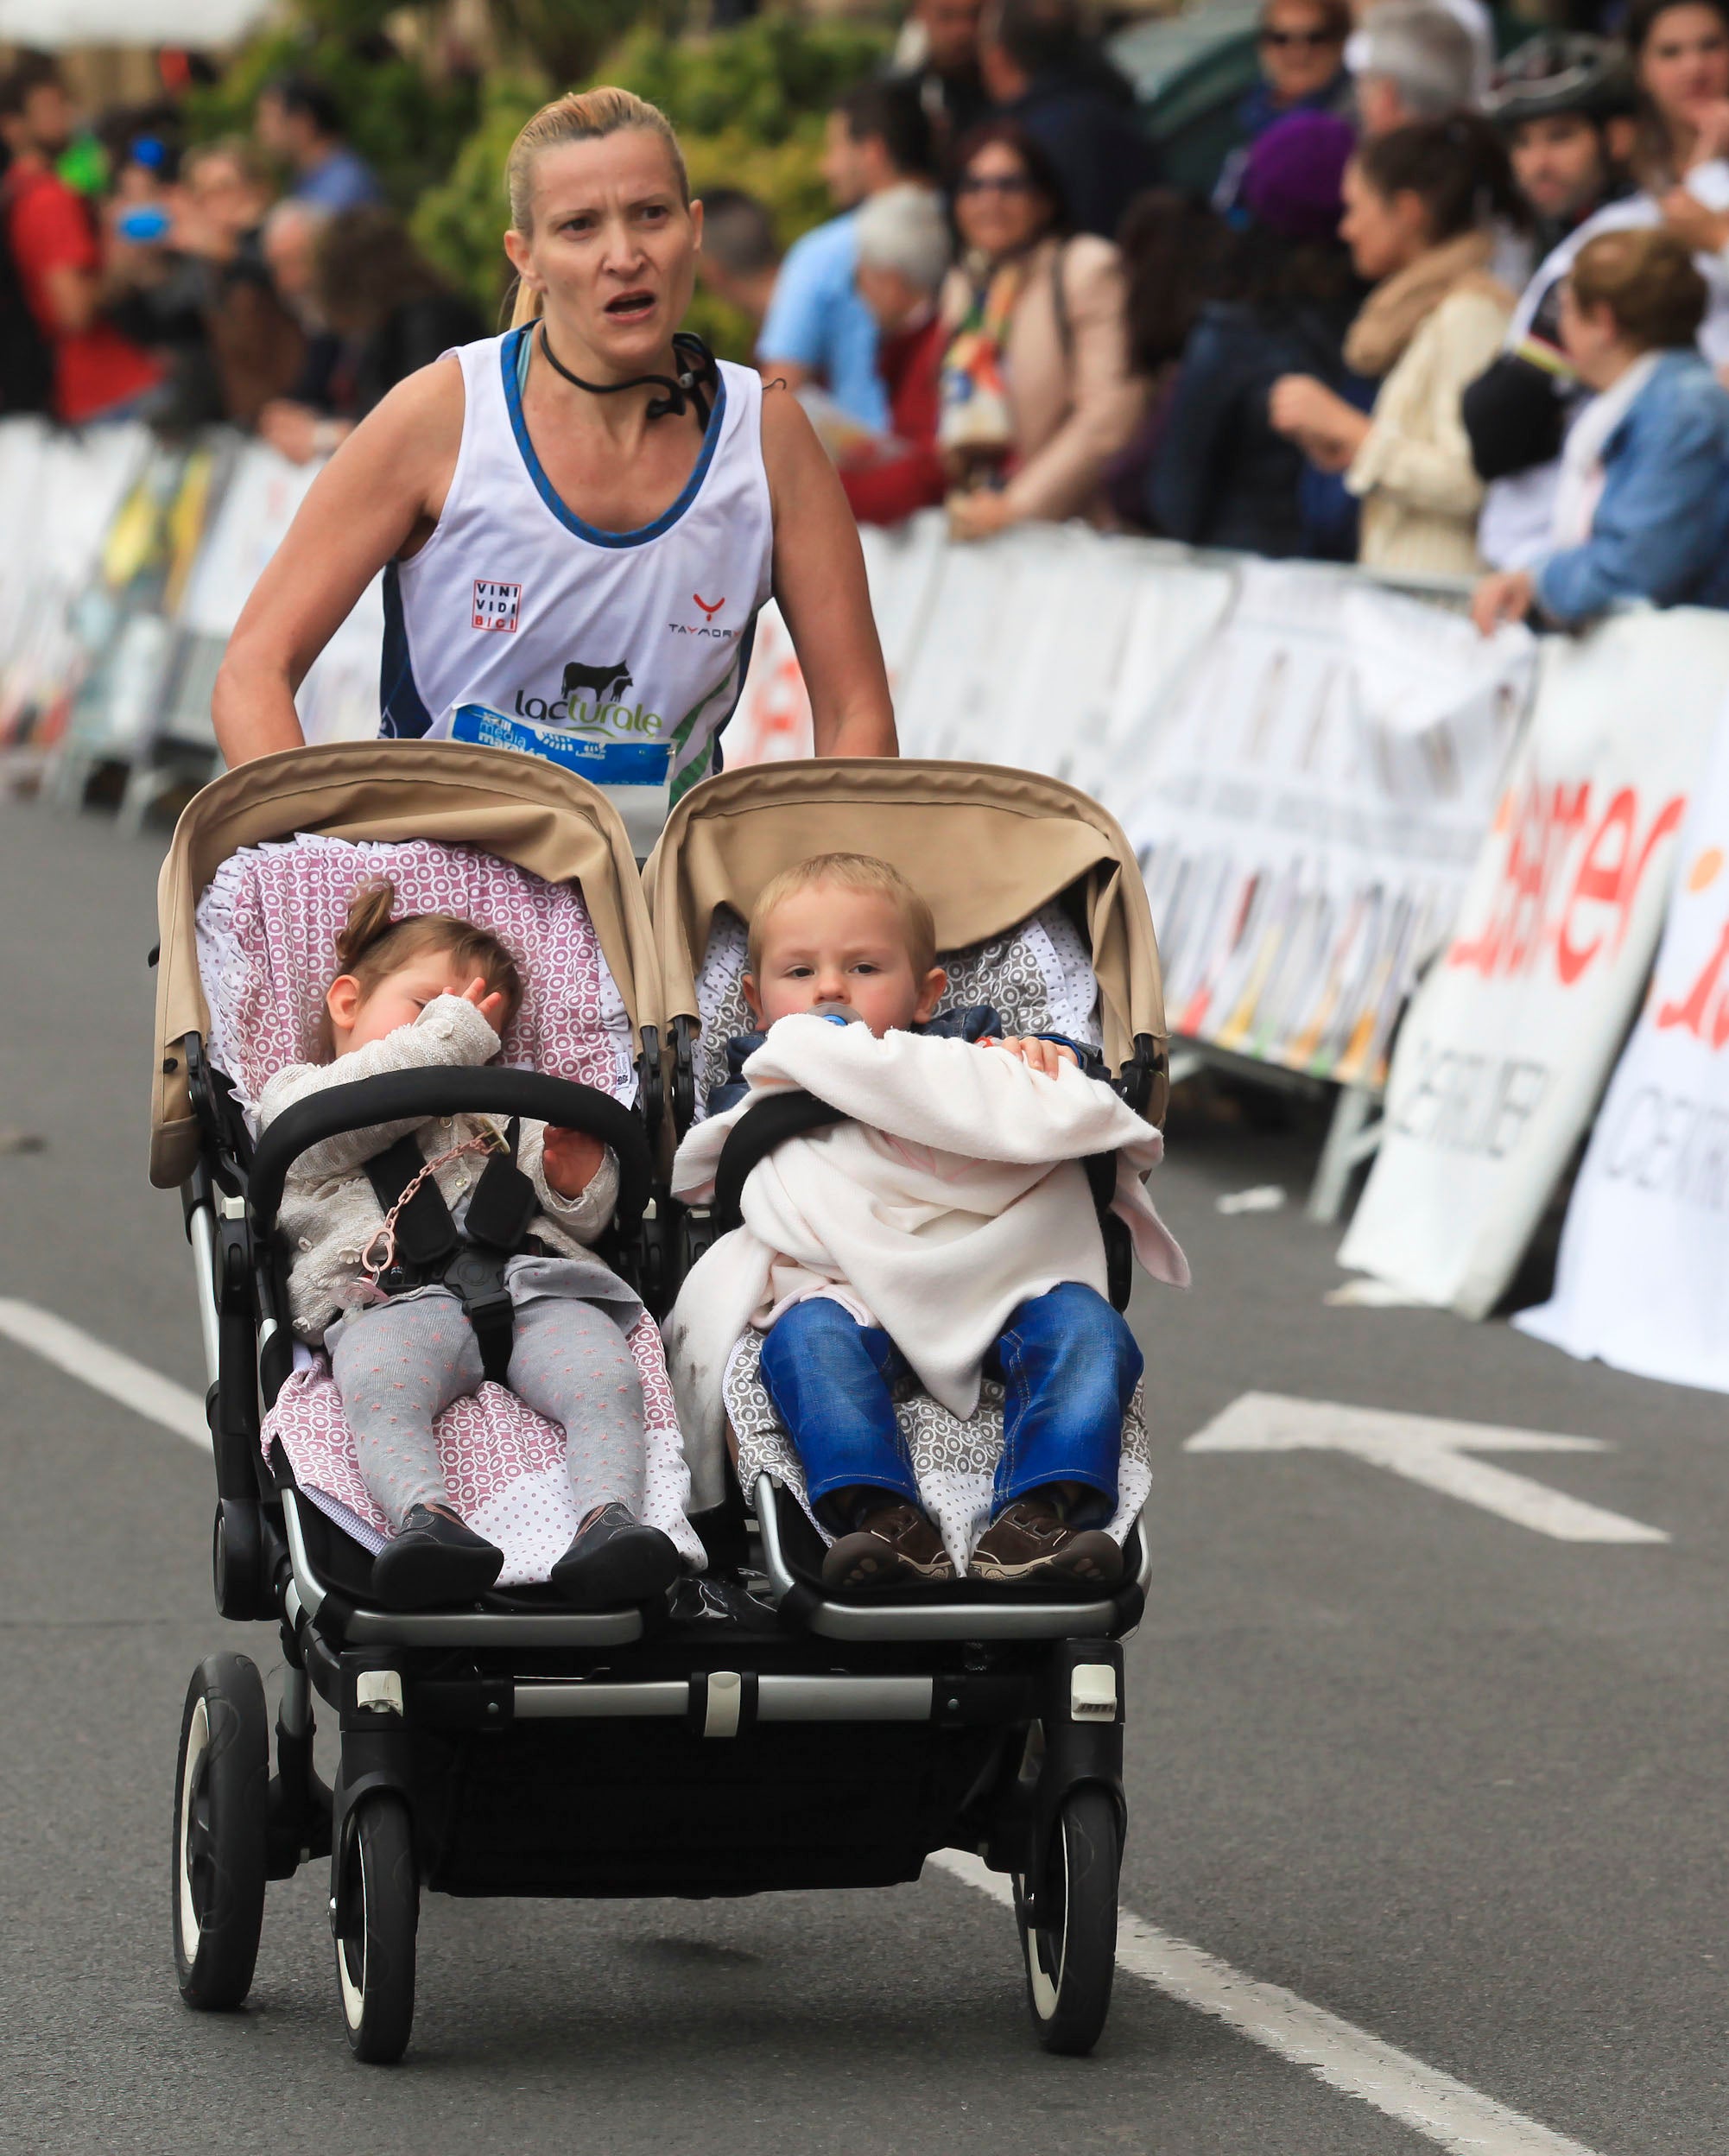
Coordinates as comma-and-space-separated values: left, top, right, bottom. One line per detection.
1185, 1392, 1669, 1544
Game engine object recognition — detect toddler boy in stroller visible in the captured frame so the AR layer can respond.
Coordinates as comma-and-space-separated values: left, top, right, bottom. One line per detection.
667, 853, 1186, 1595
257, 876, 681, 1611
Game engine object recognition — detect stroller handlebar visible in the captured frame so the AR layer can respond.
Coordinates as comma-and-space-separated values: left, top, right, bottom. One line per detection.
247, 1068, 653, 1240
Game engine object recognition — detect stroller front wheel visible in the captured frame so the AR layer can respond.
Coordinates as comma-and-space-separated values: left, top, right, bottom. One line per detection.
172, 1653, 269, 2010
333, 1794, 418, 2063
1015, 1784, 1120, 2056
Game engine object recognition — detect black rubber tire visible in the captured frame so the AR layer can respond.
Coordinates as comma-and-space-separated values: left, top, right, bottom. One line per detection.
333, 1795, 418, 2064
171, 1652, 269, 2011
1015, 1784, 1120, 2055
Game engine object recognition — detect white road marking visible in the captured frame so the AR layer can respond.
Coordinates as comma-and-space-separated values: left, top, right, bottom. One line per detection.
1216, 1183, 1288, 1215
933, 1850, 1606, 2156
1326, 1277, 1436, 1308
0, 1297, 209, 1451
1185, 1391, 1667, 1544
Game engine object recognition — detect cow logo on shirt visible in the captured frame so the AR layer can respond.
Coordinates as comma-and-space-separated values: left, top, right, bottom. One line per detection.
510, 655, 660, 735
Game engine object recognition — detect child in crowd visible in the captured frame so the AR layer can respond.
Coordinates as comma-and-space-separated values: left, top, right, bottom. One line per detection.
674, 853, 1175, 1595
1472, 227, 1729, 631
258, 878, 681, 1611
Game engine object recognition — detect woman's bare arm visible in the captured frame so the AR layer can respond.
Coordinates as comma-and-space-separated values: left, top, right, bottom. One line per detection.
760, 388, 897, 759
210, 360, 464, 765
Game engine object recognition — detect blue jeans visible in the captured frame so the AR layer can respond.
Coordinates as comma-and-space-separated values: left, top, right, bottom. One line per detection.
757, 1284, 1143, 1528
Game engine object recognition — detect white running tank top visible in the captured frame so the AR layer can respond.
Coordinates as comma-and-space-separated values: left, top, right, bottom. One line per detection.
383, 327, 775, 836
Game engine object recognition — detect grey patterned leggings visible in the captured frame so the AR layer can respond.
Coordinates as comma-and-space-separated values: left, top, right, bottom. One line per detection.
329, 1290, 646, 1530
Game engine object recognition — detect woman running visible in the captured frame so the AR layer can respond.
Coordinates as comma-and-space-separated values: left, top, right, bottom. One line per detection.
212, 89, 897, 834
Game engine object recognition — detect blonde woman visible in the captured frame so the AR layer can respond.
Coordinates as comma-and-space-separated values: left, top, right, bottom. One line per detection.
212, 88, 896, 824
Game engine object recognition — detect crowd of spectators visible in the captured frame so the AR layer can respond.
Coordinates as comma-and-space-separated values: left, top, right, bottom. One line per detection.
756, 0, 1729, 634
0, 49, 478, 454
10, 0, 1729, 637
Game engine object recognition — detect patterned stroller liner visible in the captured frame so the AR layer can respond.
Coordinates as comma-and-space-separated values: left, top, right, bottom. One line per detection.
193, 829, 701, 1582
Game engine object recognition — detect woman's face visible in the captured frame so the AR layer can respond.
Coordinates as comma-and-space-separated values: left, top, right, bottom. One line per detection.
1339, 160, 1428, 282
954, 140, 1053, 260
1258, 1, 1346, 106
504, 129, 701, 370
1638, 3, 1729, 136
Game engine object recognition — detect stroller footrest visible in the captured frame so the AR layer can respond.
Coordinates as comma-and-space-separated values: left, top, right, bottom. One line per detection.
511, 1672, 938, 1732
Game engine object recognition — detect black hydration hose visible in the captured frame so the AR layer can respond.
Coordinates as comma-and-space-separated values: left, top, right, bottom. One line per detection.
537, 321, 719, 429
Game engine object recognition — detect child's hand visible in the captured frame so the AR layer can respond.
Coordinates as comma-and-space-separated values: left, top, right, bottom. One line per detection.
459, 976, 508, 1032
985, 1036, 1077, 1079
542, 1126, 605, 1199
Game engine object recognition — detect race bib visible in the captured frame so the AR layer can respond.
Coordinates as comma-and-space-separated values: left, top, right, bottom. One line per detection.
450, 704, 671, 855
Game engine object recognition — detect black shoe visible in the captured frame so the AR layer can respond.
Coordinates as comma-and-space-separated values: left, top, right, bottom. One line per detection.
551, 1502, 684, 1608
370, 1505, 504, 1610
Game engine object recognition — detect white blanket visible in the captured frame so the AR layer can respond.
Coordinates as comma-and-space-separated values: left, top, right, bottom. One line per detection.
663, 1015, 1188, 1491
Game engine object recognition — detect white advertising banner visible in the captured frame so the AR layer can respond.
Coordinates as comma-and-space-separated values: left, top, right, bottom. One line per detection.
1121, 561, 1536, 1087
1515, 699, 1729, 1389
1339, 608, 1729, 1317
177, 443, 321, 638
725, 602, 814, 767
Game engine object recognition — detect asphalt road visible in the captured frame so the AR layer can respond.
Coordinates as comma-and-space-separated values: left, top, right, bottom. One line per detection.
3, 792, 1727, 2156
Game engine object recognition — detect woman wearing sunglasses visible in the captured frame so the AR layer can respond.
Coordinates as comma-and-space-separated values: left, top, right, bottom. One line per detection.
938, 120, 1143, 541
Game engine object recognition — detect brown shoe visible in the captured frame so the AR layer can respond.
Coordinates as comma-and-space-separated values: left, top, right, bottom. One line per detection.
971, 1500, 1124, 1589
821, 1502, 955, 1593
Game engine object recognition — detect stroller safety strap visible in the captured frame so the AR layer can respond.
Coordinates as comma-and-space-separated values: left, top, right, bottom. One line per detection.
363, 1120, 542, 1382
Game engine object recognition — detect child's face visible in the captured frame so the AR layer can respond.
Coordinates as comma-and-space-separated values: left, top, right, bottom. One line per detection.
744, 883, 947, 1039
326, 950, 479, 1056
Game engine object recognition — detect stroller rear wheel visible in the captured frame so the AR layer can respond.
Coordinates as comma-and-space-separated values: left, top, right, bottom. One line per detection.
1015, 1785, 1120, 2055
333, 1794, 417, 2063
172, 1653, 269, 2010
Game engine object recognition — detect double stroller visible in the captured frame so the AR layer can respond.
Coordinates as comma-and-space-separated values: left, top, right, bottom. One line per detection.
151, 742, 1172, 2064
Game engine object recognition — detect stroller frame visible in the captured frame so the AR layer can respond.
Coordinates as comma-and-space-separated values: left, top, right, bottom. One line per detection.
156, 746, 1168, 2064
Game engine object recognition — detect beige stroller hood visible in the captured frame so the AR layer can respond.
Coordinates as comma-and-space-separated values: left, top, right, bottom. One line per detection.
643, 758, 1168, 1100
151, 740, 662, 1189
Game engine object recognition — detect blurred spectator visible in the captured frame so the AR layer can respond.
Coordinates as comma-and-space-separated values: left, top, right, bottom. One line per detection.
757, 79, 934, 431
1465, 37, 1637, 567
891, 0, 992, 158
1472, 228, 1729, 627
1629, 0, 1729, 272
1349, 1, 1481, 135
977, 0, 1161, 242
1629, 0, 1729, 189
1102, 189, 1230, 528
1270, 114, 1517, 574
1152, 114, 1365, 557
182, 141, 305, 427
1214, 0, 1352, 213
259, 206, 482, 462
0, 54, 163, 424
261, 199, 343, 418
694, 187, 781, 333
840, 182, 953, 523
939, 120, 1144, 539
256, 75, 383, 214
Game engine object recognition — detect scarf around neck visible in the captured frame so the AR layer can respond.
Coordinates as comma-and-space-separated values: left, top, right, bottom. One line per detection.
1343, 230, 1503, 378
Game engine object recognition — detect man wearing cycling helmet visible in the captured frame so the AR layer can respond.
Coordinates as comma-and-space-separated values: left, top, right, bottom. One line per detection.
1464, 35, 1639, 565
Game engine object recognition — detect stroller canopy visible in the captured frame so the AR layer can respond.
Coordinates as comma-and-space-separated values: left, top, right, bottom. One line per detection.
644, 758, 1168, 1081
152, 742, 662, 1189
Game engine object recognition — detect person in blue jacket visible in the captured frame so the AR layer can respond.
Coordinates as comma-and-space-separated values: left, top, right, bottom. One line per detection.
1472, 226, 1729, 633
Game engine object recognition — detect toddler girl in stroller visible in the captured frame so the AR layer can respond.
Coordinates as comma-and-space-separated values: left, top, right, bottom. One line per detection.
257, 876, 681, 1611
